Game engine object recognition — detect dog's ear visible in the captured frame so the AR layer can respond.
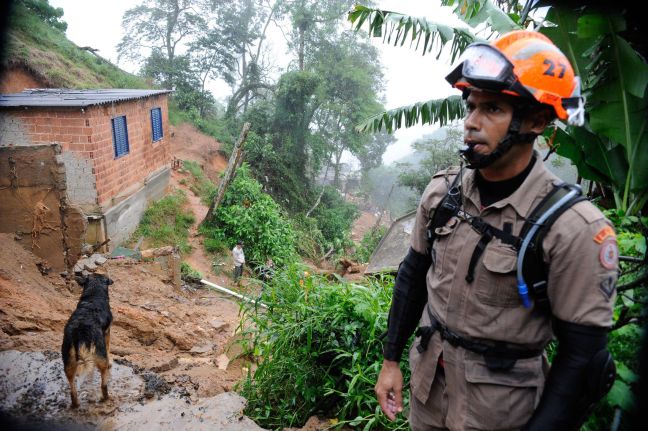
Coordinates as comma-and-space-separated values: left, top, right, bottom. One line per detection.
75, 275, 89, 287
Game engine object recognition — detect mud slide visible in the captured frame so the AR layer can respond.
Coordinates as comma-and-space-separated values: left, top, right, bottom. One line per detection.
0, 233, 260, 428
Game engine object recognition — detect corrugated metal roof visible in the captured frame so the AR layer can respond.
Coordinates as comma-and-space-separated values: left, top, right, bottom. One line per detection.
0, 89, 173, 108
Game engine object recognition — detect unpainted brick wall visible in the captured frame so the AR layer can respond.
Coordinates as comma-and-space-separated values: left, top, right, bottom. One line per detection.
0, 94, 171, 209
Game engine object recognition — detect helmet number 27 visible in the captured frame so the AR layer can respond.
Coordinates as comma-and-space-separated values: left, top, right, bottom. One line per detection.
543, 59, 566, 79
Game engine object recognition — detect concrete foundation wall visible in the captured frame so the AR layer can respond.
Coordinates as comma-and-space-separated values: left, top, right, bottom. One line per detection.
104, 166, 170, 247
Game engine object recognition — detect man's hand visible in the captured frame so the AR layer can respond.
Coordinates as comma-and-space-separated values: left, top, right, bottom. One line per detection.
375, 359, 404, 421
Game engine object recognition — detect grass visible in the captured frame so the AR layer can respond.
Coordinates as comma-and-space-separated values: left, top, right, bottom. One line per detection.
131, 190, 195, 254
6, 3, 148, 89
237, 266, 409, 430
181, 160, 218, 205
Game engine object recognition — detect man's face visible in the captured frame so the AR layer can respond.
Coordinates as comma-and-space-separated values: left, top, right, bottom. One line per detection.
463, 90, 515, 156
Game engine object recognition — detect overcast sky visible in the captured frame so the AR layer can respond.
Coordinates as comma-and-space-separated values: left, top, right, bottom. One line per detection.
49, 0, 466, 165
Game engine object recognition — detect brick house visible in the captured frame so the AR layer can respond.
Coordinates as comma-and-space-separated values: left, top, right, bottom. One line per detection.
0, 89, 173, 270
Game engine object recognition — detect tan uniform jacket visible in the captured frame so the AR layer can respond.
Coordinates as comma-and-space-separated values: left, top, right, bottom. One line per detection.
408, 157, 618, 430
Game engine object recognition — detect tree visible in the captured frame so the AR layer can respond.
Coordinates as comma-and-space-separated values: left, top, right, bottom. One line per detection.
17, 0, 67, 31
276, 0, 358, 71
218, 0, 277, 117
189, 31, 237, 117
117, 0, 206, 89
397, 126, 462, 195
356, 131, 395, 180
309, 31, 387, 187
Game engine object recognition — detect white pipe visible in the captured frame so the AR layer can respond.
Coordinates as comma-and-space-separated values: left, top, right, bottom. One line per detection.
200, 279, 268, 309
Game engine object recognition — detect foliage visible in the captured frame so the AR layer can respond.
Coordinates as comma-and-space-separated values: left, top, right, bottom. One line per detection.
180, 262, 202, 281
310, 186, 360, 252
16, 0, 67, 31
200, 164, 297, 267
353, 226, 387, 264
238, 266, 409, 430
348, 4, 476, 61
131, 190, 195, 254
291, 215, 327, 261
6, 2, 147, 89
397, 126, 462, 195
540, 8, 648, 215
118, 0, 206, 87
180, 160, 217, 206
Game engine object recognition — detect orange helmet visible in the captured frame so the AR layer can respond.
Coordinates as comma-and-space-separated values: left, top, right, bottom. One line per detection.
446, 30, 584, 126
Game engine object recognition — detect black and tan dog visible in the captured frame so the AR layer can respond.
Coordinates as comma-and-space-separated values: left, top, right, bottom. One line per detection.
61, 273, 113, 408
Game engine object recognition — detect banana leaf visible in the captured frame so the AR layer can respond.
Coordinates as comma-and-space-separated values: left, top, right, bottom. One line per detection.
542, 8, 648, 211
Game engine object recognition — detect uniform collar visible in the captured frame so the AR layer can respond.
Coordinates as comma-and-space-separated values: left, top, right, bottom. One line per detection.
462, 150, 556, 217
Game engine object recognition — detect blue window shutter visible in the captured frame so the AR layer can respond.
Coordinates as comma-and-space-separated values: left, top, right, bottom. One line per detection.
151, 107, 163, 142
112, 116, 129, 158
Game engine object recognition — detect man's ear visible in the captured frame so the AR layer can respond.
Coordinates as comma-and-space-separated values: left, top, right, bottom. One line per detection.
524, 107, 554, 135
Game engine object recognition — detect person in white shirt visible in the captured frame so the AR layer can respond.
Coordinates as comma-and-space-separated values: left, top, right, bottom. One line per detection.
232, 241, 245, 284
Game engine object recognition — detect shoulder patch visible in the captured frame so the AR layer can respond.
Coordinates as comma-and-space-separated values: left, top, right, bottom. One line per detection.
594, 225, 616, 244
599, 238, 619, 270
570, 200, 605, 224
432, 166, 461, 178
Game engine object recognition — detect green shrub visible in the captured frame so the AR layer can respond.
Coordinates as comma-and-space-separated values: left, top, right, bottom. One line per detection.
238, 265, 409, 430
131, 191, 194, 254
291, 215, 327, 260
200, 164, 296, 267
353, 227, 387, 264
311, 186, 359, 252
182, 160, 217, 205
582, 211, 647, 430
204, 237, 227, 254
180, 262, 202, 281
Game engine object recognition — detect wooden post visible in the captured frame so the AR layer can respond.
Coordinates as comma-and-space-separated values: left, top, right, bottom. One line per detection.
201, 122, 251, 226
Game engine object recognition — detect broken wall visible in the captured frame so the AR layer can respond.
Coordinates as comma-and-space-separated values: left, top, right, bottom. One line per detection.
0, 145, 86, 271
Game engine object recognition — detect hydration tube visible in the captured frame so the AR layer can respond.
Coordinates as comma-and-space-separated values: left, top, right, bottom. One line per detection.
516, 185, 581, 308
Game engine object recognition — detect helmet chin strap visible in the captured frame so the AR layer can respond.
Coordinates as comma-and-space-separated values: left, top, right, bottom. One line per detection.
460, 109, 537, 169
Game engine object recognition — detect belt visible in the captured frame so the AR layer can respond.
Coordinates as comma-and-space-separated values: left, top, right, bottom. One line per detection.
415, 307, 543, 371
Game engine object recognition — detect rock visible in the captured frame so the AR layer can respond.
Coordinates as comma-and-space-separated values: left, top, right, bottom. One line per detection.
83, 260, 97, 271
73, 261, 85, 273
189, 342, 214, 354
150, 357, 179, 373
164, 329, 194, 351
216, 354, 229, 371
91, 253, 107, 265
209, 320, 229, 332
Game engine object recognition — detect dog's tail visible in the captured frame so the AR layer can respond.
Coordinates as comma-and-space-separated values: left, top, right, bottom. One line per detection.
75, 342, 97, 377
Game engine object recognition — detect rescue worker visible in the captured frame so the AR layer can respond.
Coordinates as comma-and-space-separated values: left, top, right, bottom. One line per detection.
375, 30, 618, 430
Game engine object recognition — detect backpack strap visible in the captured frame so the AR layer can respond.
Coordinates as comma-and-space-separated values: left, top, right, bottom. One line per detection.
519, 182, 587, 313
426, 170, 462, 256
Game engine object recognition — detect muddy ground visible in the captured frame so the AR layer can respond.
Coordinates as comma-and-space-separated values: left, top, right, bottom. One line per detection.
0, 123, 384, 430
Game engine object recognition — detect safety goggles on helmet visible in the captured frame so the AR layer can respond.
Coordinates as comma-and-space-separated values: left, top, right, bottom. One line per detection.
445, 43, 535, 100
446, 41, 586, 127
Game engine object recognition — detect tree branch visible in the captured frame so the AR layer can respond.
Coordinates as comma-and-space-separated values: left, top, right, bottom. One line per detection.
617, 272, 648, 292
